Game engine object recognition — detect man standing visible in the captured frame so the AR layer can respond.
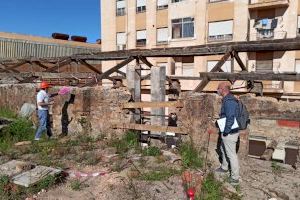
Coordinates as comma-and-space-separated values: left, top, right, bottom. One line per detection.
216, 82, 240, 185
34, 81, 53, 140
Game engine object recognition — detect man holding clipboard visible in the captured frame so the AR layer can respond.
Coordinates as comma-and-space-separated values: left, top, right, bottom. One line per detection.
215, 82, 240, 185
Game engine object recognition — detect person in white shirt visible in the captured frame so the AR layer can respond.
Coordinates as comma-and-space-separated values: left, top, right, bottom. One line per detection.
34, 81, 54, 140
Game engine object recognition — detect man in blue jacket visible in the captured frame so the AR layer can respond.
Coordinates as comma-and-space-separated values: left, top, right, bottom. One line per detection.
216, 82, 240, 185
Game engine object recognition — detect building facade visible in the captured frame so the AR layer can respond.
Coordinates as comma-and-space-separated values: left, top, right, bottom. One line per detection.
101, 0, 300, 93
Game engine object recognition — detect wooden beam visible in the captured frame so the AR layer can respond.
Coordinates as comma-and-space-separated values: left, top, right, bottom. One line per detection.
199, 72, 300, 81
3, 39, 300, 63
3, 61, 28, 71
232, 51, 247, 71
193, 51, 232, 93
44, 58, 72, 72
122, 101, 183, 109
81, 56, 134, 87
0, 63, 20, 73
138, 56, 153, 68
78, 59, 102, 74
116, 70, 126, 77
32, 61, 49, 70
113, 123, 186, 134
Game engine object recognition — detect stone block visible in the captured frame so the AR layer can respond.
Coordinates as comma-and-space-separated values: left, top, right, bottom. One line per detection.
0, 160, 32, 177
12, 166, 62, 187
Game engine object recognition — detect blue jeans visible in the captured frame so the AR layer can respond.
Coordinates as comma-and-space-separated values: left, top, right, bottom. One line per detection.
35, 110, 52, 139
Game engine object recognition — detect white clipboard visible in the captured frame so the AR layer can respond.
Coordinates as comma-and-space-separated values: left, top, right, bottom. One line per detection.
217, 117, 239, 132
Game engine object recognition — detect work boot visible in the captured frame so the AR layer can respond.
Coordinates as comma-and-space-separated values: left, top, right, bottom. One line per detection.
228, 177, 239, 186
215, 167, 228, 173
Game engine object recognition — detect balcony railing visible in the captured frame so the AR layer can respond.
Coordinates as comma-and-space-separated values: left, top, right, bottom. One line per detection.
207, 34, 233, 42
249, 0, 289, 10
249, 30, 287, 41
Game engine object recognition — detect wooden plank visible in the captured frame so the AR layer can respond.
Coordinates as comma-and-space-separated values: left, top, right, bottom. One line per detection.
232, 51, 247, 71
122, 101, 183, 109
3, 38, 300, 63
138, 56, 153, 68
78, 59, 102, 74
81, 56, 134, 87
44, 58, 72, 72
199, 72, 300, 81
114, 123, 186, 134
193, 51, 232, 93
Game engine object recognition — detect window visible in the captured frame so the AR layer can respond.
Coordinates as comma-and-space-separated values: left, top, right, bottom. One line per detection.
256, 60, 273, 72
172, 17, 194, 39
207, 60, 232, 72
172, 0, 184, 3
136, 30, 146, 46
157, 0, 168, 10
208, 20, 233, 42
157, 27, 168, 44
136, 0, 146, 13
116, 32, 126, 50
182, 63, 194, 76
116, 0, 126, 16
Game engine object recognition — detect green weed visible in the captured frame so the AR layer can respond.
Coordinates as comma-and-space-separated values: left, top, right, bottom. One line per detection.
110, 131, 139, 154
139, 168, 180, 181
179, 143, 203, 169
0, 118, 35, 153
70, 179, 81, 191
198, 173, 222, 200
0, 107, 16, 119
271, 161, 283, 174
142, 146, 161, 157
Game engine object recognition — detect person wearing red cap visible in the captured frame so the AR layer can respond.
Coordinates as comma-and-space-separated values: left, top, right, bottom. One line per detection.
34, 81, 54, 140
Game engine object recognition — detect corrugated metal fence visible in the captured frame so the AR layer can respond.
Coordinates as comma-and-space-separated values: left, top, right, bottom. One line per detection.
0, 38, 100, 59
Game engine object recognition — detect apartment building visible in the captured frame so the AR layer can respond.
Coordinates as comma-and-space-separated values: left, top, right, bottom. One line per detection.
101, 0, 300, 93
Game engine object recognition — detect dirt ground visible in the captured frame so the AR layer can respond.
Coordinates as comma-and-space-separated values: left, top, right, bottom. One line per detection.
34, 143, 300, 200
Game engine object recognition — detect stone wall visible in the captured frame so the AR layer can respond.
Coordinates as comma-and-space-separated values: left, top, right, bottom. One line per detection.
52, 87, 132, 138
0, 84, 299, 147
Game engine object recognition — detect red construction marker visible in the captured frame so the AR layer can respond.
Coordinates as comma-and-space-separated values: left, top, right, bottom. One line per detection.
187, 187, 195, 200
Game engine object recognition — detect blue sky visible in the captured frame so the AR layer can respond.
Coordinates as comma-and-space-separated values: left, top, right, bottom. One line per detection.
0, 0, 100, 43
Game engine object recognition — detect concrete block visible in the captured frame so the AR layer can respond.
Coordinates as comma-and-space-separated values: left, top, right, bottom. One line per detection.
272, 148, 286, 162
0, 160, 31, 177
12, 166, 62, 187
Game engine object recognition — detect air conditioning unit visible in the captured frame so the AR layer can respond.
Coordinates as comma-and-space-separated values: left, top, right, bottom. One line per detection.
117, 45, 126, 50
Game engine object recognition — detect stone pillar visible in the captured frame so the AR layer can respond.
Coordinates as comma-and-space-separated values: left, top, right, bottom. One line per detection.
127, 64, 141, 123
151, 66, 166, 131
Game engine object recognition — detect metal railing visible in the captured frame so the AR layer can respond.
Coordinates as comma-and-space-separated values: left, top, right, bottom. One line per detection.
249, 30, 287, 40
209, 0, 229, 3
207, 34, 233, 42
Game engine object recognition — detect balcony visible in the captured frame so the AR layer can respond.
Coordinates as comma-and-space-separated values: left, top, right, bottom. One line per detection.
249, 0, 289, 10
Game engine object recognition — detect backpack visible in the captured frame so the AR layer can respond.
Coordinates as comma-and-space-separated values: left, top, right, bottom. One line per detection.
235, 100, 250, 130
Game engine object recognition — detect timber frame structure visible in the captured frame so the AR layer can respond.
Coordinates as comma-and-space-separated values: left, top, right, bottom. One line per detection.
1, 38, 300, 93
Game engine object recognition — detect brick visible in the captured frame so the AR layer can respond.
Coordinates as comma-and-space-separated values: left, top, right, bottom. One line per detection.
277, 120, 300, 128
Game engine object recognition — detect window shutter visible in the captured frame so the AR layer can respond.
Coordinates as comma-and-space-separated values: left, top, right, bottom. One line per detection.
157, 0, 168, 6
209, 20, 233, 36
117, 0, 126, 9
137, 0, 146, 7
117, 32, 126, 45
157, 28, 168, 42
137, 30, 146, 39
